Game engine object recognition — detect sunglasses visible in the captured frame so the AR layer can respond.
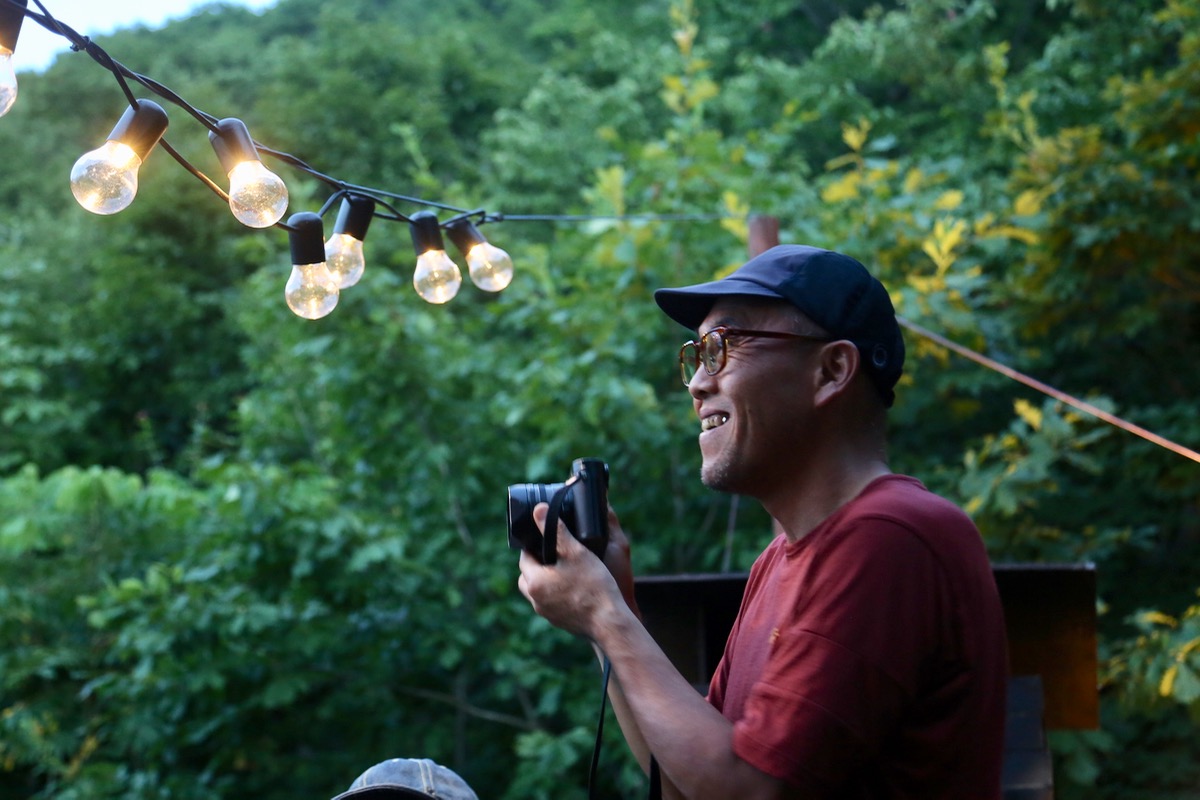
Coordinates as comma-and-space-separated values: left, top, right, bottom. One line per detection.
678, 326, 834, 387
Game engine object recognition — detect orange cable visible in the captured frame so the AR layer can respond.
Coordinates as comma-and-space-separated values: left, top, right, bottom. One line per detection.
897, 316, 1200, 465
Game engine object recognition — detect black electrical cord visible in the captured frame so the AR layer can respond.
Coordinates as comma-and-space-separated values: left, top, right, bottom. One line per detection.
4, 0, 739, 237
589, 656, 612, 800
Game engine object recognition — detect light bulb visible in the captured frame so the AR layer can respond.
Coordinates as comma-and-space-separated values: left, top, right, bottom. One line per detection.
285, 263, 339, 319
69, 99, 169, 215
445, 217, 514, 293
464, 241, 514, 292
325, 233, 365, 288
0, 47, 17, 118
410, 210, 461, 304
324, 194, 375, 288
209, 118, 288, 229
227, 161, 288, 228
285, 211, 338, 319
413, 249, 462, 304
70, 141, 141, 215
0, 0, 25, 118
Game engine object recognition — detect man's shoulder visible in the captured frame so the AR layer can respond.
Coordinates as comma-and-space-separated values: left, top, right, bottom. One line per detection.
850, 473, 973, 528
836, 474, 988, 568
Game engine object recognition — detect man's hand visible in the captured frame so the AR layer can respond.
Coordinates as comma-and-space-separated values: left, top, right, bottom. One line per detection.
517, 503, 629, 639
600, 506, 641, 618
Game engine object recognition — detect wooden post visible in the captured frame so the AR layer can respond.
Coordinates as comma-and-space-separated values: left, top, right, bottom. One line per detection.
745, 215, 789, 540
747, 215, 780, 257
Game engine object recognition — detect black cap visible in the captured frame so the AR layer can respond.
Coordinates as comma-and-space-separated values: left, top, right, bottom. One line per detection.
654, 244, 905, 406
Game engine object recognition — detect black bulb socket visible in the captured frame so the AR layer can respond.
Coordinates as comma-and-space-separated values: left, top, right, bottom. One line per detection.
0, 0, 26, 53
288, 212, 326, 266
445, 218, 488, 257
108, 99, 169, 162
333, 195, 376, 242
209, 118, 261, 176
409, 210, 445, 255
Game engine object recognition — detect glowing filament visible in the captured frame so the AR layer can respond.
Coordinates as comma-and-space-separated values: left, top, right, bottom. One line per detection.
325, 232, 366, 288
227, 160, 289, 228
285, 262, 340, 319
70, 141, 143, 215
413, 249, 462, 304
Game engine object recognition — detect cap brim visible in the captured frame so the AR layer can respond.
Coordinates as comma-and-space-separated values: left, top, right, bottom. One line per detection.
654, 277, 787, 330
331, 787, 430, 800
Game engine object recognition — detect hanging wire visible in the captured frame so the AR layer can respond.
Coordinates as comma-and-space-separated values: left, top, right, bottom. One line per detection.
9, 0, 479, 231
898, 317, 1200, 465
158, 138, 229, 202
4, 1, 1195, 465
8, 0, 740, 232
497, 213, 733, 222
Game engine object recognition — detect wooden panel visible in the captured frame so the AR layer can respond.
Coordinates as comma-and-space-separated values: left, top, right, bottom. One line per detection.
993, 563, 1098, 730
635, 573, 743, 689
635, 563, 1098, 730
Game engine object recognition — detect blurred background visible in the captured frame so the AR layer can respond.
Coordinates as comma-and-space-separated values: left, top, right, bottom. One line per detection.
1, 0, 1198, 797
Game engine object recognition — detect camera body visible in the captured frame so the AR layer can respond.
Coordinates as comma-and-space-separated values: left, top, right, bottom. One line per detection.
507, 457, 609, 564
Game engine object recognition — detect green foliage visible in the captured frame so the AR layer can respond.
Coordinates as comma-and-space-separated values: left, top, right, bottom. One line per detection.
2, 0, 1199, 797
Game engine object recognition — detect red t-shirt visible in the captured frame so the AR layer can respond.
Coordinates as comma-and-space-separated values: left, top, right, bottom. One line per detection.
707, 475, 1008, 798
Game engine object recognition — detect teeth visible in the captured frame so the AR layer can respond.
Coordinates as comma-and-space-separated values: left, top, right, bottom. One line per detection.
701, 414, 729, 432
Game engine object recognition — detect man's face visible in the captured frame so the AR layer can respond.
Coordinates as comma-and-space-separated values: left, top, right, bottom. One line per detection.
686, 298, 820, 497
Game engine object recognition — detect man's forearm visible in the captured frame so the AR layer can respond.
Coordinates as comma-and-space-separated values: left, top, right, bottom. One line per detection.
591, 605, 780, 799
606, 672, 685, 798
593, 642, 651, 771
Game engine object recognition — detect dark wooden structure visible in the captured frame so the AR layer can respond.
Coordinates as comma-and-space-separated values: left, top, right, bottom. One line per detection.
634, 562, 1097, 799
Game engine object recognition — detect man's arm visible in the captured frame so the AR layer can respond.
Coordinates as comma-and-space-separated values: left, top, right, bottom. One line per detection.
518, 508, 791, 800
585, 512, 658, 779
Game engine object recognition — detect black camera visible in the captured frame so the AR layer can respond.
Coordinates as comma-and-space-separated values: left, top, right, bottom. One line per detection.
507, 457, 609, 564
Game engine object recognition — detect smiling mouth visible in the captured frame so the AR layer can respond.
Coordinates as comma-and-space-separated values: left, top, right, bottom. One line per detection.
701, 414, 729, 432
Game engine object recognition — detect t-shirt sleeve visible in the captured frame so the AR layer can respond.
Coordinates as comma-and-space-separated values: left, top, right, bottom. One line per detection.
731, 519, 950, 790
708, 539, 781, 712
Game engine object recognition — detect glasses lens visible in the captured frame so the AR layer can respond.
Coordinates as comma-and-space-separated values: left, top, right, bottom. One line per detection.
701, 329, 724, 375
680, 342, 699, 386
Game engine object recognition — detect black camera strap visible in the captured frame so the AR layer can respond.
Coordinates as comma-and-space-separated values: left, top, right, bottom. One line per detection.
588, 656, 612, 800
586, 656, 662, 800
541, 475, 579, 565
535, 473, 611, 794
543, 476, 660, 799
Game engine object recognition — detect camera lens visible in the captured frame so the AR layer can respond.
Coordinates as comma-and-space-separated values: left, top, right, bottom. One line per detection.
506, 459, 609, 563
507, 481, 575, 553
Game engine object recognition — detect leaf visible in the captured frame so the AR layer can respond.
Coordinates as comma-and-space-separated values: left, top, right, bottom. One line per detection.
841, 118, 871, 152
1014, 399, 1044, 431
1161, 664, 1178, 697
1013, 189, 1045, 216
1171, 664, 1200, 704
933, 190, 964, 211
821, 172, 861, 203
1140, 611, 1179, 628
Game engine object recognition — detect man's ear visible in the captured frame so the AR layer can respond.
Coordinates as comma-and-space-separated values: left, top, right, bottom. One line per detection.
813, 340, 860, 406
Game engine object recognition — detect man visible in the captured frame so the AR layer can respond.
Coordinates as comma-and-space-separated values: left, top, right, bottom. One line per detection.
518, 245, 1009, 798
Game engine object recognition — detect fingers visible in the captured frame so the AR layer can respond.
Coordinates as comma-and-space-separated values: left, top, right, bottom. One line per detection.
531, 501, 586, 560
532, 502, 549, 531
605, 505, 634, 548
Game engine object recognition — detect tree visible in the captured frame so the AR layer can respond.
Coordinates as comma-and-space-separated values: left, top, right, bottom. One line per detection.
3, 0, 1199, 797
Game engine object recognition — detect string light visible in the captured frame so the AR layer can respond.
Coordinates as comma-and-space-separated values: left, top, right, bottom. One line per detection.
0, 0, 26, 117
285, 211, 339, 320
69, 98, 168, 215
410, 210, 462, 304
1, 1, 532, 316
1, 2, 1195, 465
209, 117, 289, 228
446, 217, 514, 292
325, 194, 374, 289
